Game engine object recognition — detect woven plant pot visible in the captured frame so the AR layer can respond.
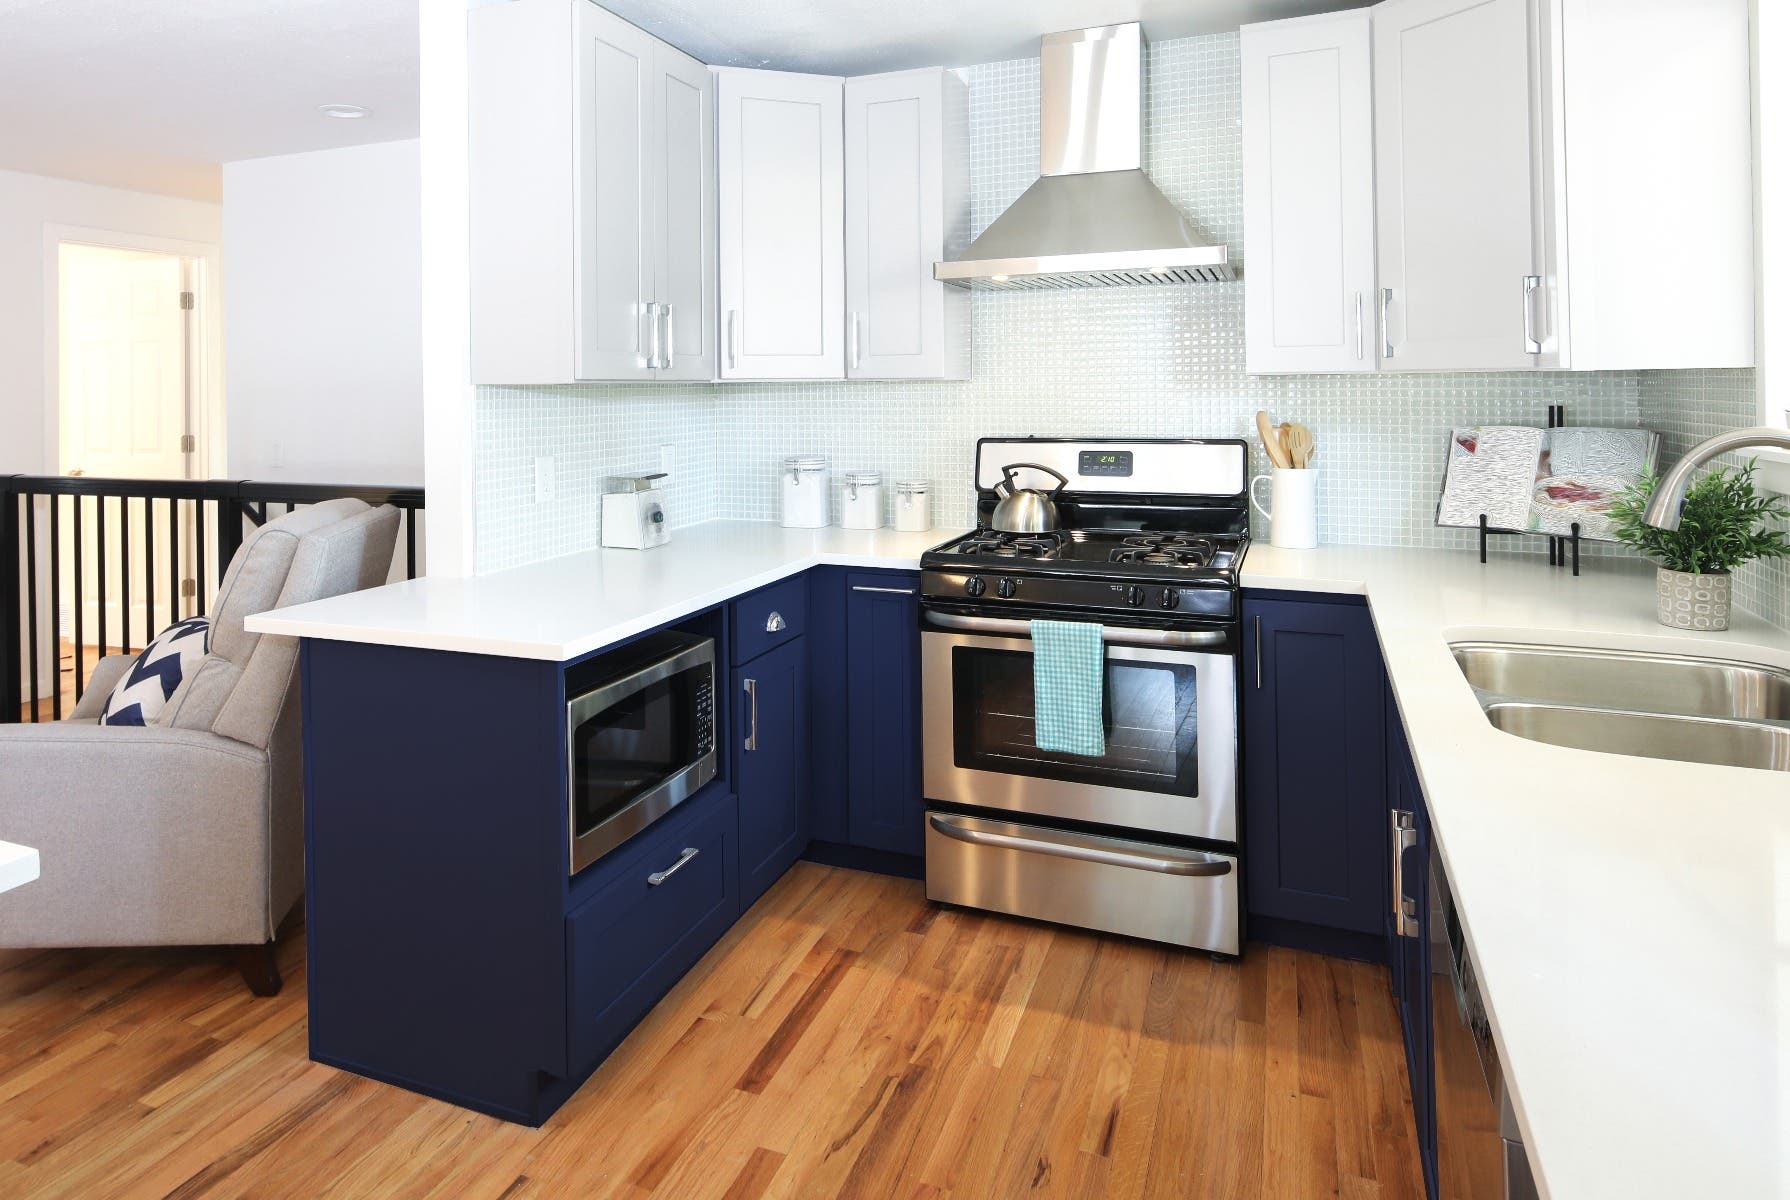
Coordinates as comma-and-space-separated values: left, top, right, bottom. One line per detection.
1655, 567, 1732, 631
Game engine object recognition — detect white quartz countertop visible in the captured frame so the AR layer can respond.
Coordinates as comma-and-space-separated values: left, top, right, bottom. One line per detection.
1245, 544, 1790, 1200
244, 522, 960, 660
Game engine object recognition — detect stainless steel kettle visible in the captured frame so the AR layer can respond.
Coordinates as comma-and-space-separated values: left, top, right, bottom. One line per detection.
991, 463, 1068, 533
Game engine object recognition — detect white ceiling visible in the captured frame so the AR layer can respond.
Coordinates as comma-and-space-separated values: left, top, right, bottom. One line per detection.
599, 0, 1365, 74
0, 0, 1359, 204
0, 0, 419, 202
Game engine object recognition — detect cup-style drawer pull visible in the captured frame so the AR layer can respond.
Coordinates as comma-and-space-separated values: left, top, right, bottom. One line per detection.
648, 847, 699, 887
764, 611, 787, 633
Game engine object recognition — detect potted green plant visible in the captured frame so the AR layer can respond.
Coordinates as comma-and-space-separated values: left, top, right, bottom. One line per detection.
1609, 459, 1790, 630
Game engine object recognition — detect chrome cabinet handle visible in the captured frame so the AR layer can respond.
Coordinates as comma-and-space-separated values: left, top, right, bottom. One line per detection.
726, 309, 739, 370
849, 311, 862, 371
1391, 810, 1419, 937
1254, 614, 1263, 689
851, 585, 915, 595
929, 814, 1233, 877
764, 610, 786, 633
1380, 288, 1395, 359
645, 302, 662, 370
1353, 289, 1364, 361
662, 302, 675, 367
742, 677, 758, 751
647, 846, 699, 887
1522, 274, 1542, 354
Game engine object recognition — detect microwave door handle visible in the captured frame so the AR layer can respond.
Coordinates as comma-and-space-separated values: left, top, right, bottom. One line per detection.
922, 610, 1227, 650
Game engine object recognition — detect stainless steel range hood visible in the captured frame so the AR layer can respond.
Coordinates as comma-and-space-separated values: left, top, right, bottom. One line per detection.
935, 23, 1232, 290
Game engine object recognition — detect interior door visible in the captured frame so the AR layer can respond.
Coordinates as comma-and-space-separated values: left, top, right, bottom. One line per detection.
1241, 10, 1378, 374
58, 243, 190, 645
717, 69, 845, 380
572, 1, 654, 381
844, 69, 942, 379
650, 44, 716, 382
1374, 0, 1540, 371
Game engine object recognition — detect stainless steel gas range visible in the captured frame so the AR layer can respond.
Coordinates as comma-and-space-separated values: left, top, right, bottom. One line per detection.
920, 437, 1249, 955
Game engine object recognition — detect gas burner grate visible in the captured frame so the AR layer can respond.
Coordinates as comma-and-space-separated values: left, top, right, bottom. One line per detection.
957, 530, 1069, 558
1108, 534, 1218, 567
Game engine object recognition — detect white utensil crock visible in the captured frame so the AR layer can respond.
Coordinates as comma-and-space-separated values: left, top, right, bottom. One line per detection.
1250, 468, 1318, 549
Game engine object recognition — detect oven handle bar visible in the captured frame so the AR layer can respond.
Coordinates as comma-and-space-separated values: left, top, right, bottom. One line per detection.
922, 609, 1228, 649
928, 814, 1233, 877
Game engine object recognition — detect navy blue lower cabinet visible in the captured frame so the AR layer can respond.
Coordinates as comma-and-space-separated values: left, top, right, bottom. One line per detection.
1242, 592, 1389, 953
1387, 687, 1438, 1199
843, 571, 925, 857
567, 785, 739, 1072
734, 637, 809, 910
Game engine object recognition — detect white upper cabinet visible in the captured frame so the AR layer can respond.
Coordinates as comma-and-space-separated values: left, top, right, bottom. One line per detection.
470, 0, 715, 384
1240, 11, 1377, 375
1373, 0, 1540, 372
717, 69, 846, 381
843, 68, 970, 380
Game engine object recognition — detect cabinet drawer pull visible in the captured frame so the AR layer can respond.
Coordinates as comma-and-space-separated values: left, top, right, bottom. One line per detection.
726, 309, 739, 370
662, 302, 676, 367
1380, 288, 1395, 359
764, 610, 787, 633
849, 311, 863, 370
1254, 614, 1263, 689
1353, 289, 1364, 361
743, 677, 759, 751
646, 302, 662, 370
647, 846, 699, 887
851, 585, 915, 595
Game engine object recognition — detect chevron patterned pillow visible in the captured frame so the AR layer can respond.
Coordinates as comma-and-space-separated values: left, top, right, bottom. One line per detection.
98, 616, 211, 727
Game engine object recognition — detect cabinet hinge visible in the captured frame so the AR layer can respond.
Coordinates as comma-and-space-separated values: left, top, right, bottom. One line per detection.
181, 578, 197, 598
180, 433, 196, 453
180, 291, 195, 310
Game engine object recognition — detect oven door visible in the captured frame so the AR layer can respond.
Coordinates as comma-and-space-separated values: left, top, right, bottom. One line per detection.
921, 610, 1237, 842
566, 637, 717, 875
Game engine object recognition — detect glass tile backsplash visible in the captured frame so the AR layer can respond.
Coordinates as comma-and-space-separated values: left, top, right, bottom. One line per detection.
475, 31, 1777, 618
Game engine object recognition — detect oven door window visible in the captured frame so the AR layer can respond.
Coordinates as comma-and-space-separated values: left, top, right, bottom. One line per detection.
570, 667, 701, 840
951, 644, 1198, 795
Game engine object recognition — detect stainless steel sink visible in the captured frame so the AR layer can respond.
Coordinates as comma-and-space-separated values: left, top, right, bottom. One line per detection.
1452, 642, 1790, 721
1451, 642, 1790, 771
1483, 701, 1790, 772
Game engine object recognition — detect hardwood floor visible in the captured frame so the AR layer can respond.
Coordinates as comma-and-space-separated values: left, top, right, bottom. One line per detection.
0, 864, 1425, 1199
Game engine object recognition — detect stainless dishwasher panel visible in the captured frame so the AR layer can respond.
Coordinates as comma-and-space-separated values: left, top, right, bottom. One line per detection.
924, 811, 1240, 954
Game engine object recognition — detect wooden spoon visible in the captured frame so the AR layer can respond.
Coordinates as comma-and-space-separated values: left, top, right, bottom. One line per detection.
1256, 411, 1291, 469
1284, 423, 1315, 469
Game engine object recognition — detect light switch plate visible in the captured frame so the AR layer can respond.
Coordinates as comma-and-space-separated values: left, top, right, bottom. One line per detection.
534, 456, 554, 503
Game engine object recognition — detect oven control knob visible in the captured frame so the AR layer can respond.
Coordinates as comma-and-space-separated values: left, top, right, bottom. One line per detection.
996, 577, 1018, 599
1126, 585, 1146, 607
964, 575, 986, 597
1159, 587, 1180, 610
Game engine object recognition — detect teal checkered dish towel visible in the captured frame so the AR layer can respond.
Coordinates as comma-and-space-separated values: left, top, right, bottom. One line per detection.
1031, 619, 1106, 757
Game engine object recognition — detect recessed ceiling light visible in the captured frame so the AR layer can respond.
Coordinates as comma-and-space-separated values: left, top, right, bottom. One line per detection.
318, 104, 370, 119
992, 274, 1010, 283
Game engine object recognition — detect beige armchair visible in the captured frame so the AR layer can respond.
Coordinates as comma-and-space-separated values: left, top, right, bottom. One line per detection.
0, 499, 399, 994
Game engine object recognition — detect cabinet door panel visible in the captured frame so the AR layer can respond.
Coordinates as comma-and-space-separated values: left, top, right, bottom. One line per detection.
845, 573, 923, 855
1241, 11, 1376, 374
718, 70, 845, 380
572, 3, 654, 380
653, 46, 716, 381
1243, 596, 1387, 933
1374, 0, 1538, 371
736, 638, 809, 908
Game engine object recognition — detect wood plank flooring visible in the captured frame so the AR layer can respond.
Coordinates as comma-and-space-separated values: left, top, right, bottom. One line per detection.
0, 863, 1425, 1199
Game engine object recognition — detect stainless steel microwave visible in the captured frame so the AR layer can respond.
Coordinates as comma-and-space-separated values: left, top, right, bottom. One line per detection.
566, 632, 716, 875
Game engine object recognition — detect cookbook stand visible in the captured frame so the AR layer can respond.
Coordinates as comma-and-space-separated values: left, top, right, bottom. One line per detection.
1475, 404, 1582, 577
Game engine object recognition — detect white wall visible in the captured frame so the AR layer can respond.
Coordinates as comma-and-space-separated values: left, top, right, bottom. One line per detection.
0, 167, 220, 475
222, 138, 424, 485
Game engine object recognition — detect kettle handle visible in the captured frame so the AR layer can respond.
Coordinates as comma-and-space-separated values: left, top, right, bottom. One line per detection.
1000, 462, 1070, 495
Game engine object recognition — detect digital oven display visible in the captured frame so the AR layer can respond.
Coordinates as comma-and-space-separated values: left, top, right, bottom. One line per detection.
1078, 450, 1134, 477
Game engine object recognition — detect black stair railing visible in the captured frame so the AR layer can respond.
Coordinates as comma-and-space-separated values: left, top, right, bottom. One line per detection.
3, 476, 423, 724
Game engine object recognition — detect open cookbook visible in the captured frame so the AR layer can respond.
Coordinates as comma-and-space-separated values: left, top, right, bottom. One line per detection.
1436, 425, 1661, 542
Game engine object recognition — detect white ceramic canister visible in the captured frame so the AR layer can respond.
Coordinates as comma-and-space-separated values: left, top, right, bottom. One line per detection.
894, 480, 931, 533
840, 471, 883, 530
781, 456, 830, 528
1249, 467, 1319, 549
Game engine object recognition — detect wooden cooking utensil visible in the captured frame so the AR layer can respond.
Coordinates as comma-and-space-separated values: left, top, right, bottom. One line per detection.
1256, 411, 1291, 469
1284, 423, 1314, 469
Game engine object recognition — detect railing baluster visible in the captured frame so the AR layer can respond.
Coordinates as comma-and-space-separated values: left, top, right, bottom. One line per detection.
143, 495, 155, 645
49, 494, 61, 721
73, 494, 84, 702
25, 493, 38, 722
1, 490, 19, 723
96, 493, 108, 658
119, 497, 131, 655
197, 498, 209, 616
405, 510, 417, 580
168, 497, 179, 622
